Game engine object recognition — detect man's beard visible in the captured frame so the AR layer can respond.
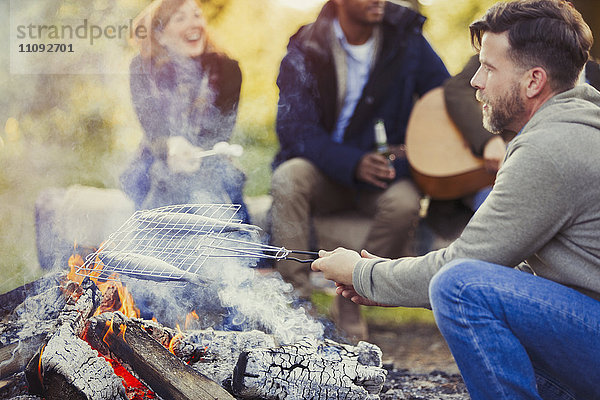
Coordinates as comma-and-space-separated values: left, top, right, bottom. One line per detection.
477, 83, 525, 134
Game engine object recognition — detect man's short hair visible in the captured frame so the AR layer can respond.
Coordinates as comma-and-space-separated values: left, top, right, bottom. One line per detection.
470, 0, 593, 91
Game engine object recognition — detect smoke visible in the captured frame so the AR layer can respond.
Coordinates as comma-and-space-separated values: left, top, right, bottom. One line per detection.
125, 254, 325, 345
3, 0, 330, 348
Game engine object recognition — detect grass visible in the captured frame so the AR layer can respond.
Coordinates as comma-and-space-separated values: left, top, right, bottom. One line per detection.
311, 291, 436, 328
236, 141, 277, 197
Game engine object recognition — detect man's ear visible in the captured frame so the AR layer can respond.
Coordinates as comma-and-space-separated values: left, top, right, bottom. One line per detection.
525, 67, 548, 98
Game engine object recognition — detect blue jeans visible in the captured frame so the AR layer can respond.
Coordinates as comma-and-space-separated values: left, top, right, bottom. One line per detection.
429, 259, 600, 400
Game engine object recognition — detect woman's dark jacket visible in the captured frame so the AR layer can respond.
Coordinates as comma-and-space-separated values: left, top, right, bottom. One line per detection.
273, 1, 450, 188
122, 51, 242, 209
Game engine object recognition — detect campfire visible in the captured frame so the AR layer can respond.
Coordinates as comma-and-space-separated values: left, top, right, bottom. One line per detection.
0, 206, 388, 400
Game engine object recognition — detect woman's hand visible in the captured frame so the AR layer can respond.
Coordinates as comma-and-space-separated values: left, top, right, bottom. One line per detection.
167, 136, 202, 173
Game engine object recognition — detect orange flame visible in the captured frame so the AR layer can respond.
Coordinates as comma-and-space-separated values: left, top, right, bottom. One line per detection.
103, 318, 115, 347
68, 252, 140, 319
70, 250, 155, 398
185, 310, 199, 330
119, 324, 128, 344
168, 324, 184, 355
38, 344, 45, 385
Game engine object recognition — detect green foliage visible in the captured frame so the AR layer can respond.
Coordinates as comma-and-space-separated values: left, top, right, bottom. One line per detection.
198, 0, 231, 21
421, 0, 497, 74
210, 0, 320, 149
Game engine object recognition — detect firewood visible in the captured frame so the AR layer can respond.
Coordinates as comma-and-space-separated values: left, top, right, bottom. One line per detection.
135, 318, 388, 400
0, 278, 101, 384
39, 325, 126, 400
170, 328, 276, 387
0, 371, 30, 398
86, 312, 235, 400
1, 277, 100, 347
58, 278, 102, 335
0, 272, 63, 321
232, 337, 387, 400
0, 334, 45, 380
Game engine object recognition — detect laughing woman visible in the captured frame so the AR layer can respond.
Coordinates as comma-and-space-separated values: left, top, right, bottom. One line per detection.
122, 0, 249, 222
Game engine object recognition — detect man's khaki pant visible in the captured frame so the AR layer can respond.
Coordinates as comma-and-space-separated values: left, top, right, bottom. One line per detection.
270, 158, 421, 339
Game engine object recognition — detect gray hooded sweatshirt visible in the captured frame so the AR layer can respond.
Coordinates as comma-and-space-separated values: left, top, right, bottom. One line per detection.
353, 85, 600, 308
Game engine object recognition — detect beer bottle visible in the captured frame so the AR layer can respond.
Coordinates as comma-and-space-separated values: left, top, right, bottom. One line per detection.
374, 119, 395, 161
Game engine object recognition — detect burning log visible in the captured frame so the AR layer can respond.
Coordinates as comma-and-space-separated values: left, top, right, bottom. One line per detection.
86, 312, 235, 400
35, 325, 126, 400
232, 337, 387, 400
0, 277, 101, 386
19, 279, 124, 400
170, 327, 276, 388
135, 318, 387, 399
0, 334, 45, 380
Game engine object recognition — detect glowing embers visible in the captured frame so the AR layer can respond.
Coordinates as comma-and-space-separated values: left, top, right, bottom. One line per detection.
85, 312, 232, 399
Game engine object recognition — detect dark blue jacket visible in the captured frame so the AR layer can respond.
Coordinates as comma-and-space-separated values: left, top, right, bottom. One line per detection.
273, 1, 449, 189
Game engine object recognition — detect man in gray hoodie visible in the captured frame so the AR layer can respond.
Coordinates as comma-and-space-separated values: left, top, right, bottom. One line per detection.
312, 0, 600, 398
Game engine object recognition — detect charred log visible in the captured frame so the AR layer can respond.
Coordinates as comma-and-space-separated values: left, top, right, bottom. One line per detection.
171, 328, 276, 388
134, 318, 387, 399
96, 285, 122, 315
232, 337, 387, 400
0, 285, 65, 347
0, 371, 30, 398
0, 334, 45, 380
86, 312, 235, 400
0, 277, 100, 347
1, 277, 101, 386
0, 272, 63, 320
121, 317, 277, 386
58, 278, 102, 335
36, 325, 126, 400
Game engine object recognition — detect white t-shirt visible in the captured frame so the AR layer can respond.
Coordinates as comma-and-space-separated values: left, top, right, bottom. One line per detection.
331, 18, 376, 143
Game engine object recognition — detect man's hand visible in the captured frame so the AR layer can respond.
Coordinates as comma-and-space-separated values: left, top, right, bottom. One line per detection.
482, 136, 506, 174
387, 144, 407, 161
334, 283, 394, 307
355, 152, 395, 188
167, 136, 202, 174
311, 247, 359, 285
312, 249, 395, 307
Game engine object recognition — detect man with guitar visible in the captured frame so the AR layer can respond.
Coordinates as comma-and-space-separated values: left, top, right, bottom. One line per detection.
313, 0, 600, 398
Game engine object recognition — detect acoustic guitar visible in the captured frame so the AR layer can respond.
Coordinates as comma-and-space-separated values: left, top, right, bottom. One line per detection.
405, 87, 496, 200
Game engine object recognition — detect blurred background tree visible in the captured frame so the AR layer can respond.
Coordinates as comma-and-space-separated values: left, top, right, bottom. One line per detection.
0, 0, 595, 293
571, 0, 599, 59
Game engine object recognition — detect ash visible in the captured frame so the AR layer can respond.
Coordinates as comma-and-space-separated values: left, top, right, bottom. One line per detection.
380, 365, 469, 400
